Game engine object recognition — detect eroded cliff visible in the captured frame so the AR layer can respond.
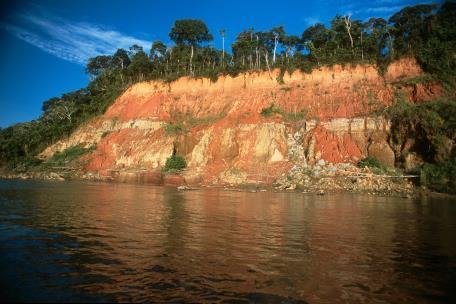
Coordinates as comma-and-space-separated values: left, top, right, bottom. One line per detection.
39, 58, 443, 185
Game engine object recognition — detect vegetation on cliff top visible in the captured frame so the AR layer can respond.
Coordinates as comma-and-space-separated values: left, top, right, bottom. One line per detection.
0, 2, 455, 192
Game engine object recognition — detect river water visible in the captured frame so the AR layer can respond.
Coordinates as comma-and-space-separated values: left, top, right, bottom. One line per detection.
0, 180, 455, 303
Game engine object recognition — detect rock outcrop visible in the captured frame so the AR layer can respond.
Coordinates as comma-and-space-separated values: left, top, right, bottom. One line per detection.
38, 58, 443, 186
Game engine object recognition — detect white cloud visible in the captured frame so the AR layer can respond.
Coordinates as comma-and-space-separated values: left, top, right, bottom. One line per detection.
351, 1, 436, 17
363, 5, 404, 13
303, 17, 320, 26
1, 12, 151, 65
374, 0, 402, 3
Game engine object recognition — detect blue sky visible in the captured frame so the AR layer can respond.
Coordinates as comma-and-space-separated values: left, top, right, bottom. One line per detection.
0, 0, 437, 128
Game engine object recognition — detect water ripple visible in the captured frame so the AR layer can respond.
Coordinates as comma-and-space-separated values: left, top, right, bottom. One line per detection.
1, 180, 456, 303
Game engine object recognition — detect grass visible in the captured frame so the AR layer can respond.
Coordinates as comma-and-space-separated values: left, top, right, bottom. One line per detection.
393, 74, 434, 87
260, 103, 307, 121
45, 145, 95, 166
163, 121, 187, 135
163, 112, 226, 135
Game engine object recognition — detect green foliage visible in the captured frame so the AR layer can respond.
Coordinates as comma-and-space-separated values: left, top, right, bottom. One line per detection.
187, 113, 226, 127
163, 112, 226, 136
276, 69, 285, 84
386, 89, 456, 193
261, 104, 283, 117
420, 156, 456, 194
387, 94, 456, 163
227, 167, 242, 175
101, 131, 111, 138
357, 157, 398, 175
261, 104, 307, 121
169, 19, 213, 46
163, 155, 187, 173
394, 74, 434, 86
358, 157, 383, 169
46, 145, 94, 166
163, 122, 187, 135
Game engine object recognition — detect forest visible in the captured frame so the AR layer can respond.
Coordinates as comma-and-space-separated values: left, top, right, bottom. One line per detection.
0, 2, 455, 191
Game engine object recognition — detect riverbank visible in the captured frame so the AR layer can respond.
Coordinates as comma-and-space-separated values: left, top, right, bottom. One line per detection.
0, 161, 421, 198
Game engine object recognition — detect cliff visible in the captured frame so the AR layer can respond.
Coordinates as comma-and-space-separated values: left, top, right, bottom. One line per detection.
39, 58, 443, 185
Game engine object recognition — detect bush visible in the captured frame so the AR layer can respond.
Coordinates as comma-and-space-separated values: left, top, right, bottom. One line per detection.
46, 145, 94, 166
260, 103, 286, 117
163, 122, 186, 135
260, 104, 307, 121
387, 94, 456, 163
163, 155, 187, 172
260, 104, 279, 117
420, 156, 456, 193
358, 157, 383, 169
285, 109, 307, 121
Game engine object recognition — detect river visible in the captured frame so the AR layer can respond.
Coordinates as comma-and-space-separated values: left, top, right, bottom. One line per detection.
0, 180, 455, 303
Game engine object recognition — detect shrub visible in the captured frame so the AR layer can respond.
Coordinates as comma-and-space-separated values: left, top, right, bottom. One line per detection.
162, 155, 187, 173
285, 109, 307, 121
420, 156, 456, 194
387, 94, 456, 163
358, 157, 383, 169
260, 104, 307, 121
260, 104, 284, 117
46, 145, 94, 166
163, 122, 186, 135
276, 69, 285, 84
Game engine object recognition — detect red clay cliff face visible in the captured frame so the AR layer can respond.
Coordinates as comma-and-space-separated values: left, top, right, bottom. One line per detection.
103, 58, 426, 124
40, 58, 443, 185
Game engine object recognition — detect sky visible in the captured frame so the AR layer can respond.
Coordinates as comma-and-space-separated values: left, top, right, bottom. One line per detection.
0, 0, 438, 128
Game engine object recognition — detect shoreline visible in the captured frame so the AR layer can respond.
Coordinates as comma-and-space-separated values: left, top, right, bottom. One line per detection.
1, 169, 449, 199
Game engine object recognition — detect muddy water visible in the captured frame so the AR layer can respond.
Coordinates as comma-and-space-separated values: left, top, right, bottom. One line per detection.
0, 180, 455, 303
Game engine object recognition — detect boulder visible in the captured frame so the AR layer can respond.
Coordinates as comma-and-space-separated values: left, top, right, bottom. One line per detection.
368, 142, 395, 167
404, 152, 424, 171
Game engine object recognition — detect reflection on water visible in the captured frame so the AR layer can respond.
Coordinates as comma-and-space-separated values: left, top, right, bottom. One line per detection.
0, 180, 455, 303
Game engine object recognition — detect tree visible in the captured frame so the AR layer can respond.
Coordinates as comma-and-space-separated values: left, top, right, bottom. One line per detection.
169, 19, 213, 75
343, 15, 354, 51
364, 18, 389, 60
282, 35, 301, 61
270, 26, 285, 63
232, 29, 255, 68
150, 40, 167, 60
128, 47, 152, 82
111, 49, 131, 82
86, 55, 112, 77
128, 44, 145, 57
389, 4, 437, 56
302, 23, 329, 65
112, 48, 130, 70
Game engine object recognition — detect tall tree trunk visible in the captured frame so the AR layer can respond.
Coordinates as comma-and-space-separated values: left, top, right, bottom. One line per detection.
264, 51, 272, 79
387, 30, 394, 57
344, 15, 354, 52
222, 36, 225, 63
273, 34, 278, 63
255, 35, 259, 69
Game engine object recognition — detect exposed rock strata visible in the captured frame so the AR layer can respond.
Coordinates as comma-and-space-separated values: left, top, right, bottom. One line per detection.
37, 58, 443, 187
